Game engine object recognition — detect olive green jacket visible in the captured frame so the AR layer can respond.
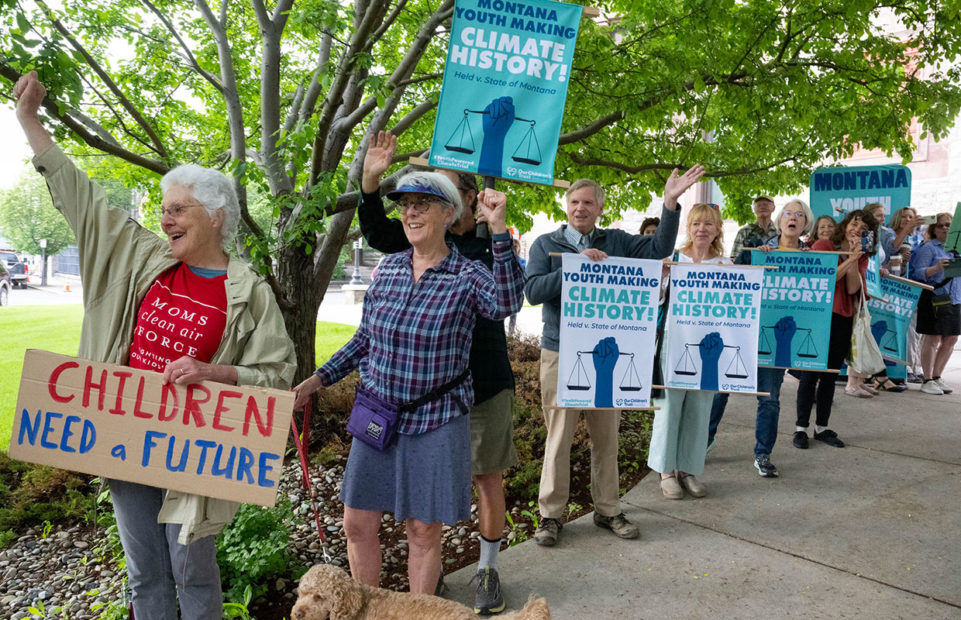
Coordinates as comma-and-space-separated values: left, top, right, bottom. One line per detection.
34, 145, 297, 544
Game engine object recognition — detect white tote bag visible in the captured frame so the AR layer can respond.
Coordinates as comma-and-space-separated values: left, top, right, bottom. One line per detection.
846, 288, 885, 376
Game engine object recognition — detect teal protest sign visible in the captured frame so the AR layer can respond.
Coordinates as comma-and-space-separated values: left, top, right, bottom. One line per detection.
754, 250, 837, 370
428, 0, 582, 186
866, 276, 922, 365
865, 255, 884, 300
809, 165, 911, 221
664, 264, 763, 394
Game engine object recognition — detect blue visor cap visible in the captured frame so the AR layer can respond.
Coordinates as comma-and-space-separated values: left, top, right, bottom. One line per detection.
385, 181, 452, 203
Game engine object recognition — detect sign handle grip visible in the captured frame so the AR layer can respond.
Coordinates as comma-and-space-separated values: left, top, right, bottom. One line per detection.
475, 176, 496, 239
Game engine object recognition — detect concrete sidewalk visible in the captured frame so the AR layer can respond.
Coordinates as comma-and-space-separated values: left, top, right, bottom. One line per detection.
447, 374, 961, 618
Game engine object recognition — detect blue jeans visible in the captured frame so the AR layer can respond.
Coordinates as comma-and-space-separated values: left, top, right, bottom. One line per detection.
108, 479, 223, 620
754, 367, 785, 456
706, 367, 785, 456
707, 393, 728, 446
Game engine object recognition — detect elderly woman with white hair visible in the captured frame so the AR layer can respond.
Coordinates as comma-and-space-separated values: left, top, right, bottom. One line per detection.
14, 71, 296, 619
293, 170, 524, 595
707, 199, 814, 478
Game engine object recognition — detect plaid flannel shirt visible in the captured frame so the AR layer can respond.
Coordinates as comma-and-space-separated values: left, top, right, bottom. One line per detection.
316, 239, 524, 434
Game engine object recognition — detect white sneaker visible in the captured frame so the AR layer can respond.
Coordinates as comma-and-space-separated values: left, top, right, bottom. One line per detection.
935, 377, 953, 394
921, 380, 944, 395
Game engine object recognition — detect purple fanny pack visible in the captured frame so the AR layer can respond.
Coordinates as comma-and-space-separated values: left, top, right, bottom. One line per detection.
346, 370, 470, 451
346, 387, 400, 451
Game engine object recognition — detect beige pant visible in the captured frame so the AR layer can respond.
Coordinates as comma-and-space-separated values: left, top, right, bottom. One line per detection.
538, 348, 620, 519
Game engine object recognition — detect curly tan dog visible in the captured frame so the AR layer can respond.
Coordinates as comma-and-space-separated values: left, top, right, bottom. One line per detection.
291, 564, 550, 620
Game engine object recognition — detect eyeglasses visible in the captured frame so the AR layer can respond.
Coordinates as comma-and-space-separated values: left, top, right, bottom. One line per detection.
396, 195, 447, 214
693, 203, 720, 210
782, 211, 807, 219
936, 222, 951, 229
160, 204, 202, 218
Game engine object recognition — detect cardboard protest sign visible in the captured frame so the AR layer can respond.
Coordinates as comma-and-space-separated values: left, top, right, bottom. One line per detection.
866, 276, 922, 365
557, 254, 660, 409
664, 263, 763, 393
809, 165, 911, 220
753, 250, 837, 370
10, 350, 293, 506
428, 0, 582, 186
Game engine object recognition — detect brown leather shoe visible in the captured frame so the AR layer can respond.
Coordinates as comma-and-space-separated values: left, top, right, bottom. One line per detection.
533, 517, 562, 547
593, 512, 639, 539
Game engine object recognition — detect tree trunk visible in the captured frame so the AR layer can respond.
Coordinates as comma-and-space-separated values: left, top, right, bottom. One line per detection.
278, 243, 320, 385
276, 207, 357, 385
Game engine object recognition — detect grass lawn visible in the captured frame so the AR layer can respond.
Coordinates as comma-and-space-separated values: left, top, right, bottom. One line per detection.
0, 305, 357, 450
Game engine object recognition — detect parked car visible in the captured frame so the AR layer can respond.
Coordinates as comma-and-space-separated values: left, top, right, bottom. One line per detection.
0, 262, 10, 306
0, 251, 28, 288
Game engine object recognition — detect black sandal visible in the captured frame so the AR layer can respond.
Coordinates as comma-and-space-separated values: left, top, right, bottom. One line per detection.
876, 377, 907, 392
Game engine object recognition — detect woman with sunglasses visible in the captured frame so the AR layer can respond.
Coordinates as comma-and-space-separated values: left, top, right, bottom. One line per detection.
355, 131, 521, 612
650, 203, 730, 499
292, 170, 523, 597
707, 199, 813, 477
910, 212, 961, 395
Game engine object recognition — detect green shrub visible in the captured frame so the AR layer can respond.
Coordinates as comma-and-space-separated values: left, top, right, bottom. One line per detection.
0, 529, 16, 548
216, 497, 302, 603
0, 454, 95, 541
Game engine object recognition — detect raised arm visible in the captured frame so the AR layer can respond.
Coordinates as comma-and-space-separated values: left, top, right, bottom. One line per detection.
13, 71, 54, 156
472, 189, 524, 320
359, 131, 410, 253
662, 165, 705, 211
16, 72, 170, 306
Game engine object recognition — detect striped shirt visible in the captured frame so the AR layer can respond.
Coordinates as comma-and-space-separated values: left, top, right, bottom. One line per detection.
315, 238, 524, 434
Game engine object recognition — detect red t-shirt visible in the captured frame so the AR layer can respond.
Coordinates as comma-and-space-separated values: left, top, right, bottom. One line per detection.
811, 239, 868, 317
128, 264, 228, 372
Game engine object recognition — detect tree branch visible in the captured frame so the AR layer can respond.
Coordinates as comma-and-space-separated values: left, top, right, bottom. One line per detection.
140, 0, 223, 92
36, 0, 170, 160
390, 100, 436, 136
297, 41, 333, 124
0, 64, 170, 173
336, 71, 443, 132
558, 112, 624, 145
569, 154, 683, 174
309, 0, 391, 184
370, 0, 408, 43
250, 0, 270, 25
568, 153, 797, 178
255, 0, 293, 196
272, 0, 296, 24
192, 0, 277, 296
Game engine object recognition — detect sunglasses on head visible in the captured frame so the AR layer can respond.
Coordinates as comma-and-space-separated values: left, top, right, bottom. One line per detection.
693, 203, 720, 210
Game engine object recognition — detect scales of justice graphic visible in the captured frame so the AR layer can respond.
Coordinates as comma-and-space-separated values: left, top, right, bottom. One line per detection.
673, 343, 749, 379
758, 326, 819, 359
566, 351, 643, 392
443, 107, 544, 165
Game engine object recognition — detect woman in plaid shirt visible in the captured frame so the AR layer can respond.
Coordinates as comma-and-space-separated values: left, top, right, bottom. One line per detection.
293, 171, 524, 595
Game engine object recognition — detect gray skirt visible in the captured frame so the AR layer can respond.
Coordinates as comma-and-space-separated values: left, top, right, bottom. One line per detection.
339, 412, 471, 525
